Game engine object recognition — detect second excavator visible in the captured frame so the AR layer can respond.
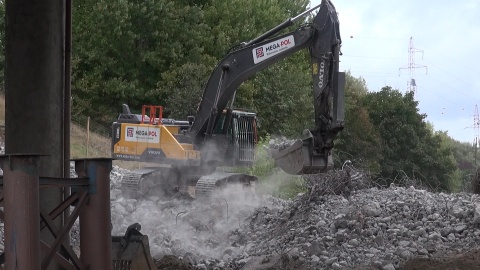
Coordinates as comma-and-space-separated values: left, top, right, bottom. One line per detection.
111, 0, 345, 198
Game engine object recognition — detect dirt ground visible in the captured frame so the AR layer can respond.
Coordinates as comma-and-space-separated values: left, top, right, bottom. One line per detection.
154, 249, 480, 270
400, 249, 480, 270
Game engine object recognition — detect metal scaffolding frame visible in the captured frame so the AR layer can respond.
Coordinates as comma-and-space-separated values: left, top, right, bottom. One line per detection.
0, 157, 113, 270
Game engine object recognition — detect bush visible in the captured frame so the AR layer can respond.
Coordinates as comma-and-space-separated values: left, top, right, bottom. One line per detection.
238, 136, 306, 199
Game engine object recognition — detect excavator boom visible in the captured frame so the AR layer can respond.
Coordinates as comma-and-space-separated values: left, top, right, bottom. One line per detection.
190, 0, 344, 174
112, 0, 345, 200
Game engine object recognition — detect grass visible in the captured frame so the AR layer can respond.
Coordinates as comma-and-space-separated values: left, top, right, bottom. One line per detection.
70, 124, 110, 158
0, 94, 121, 164
236, 137, 307, 199
70, 121, 145, 169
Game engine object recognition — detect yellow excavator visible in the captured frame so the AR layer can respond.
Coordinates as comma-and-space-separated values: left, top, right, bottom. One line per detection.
111, 0, 345, 198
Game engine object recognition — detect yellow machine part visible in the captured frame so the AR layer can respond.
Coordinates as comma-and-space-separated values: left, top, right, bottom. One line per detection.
112, 122, 200, 162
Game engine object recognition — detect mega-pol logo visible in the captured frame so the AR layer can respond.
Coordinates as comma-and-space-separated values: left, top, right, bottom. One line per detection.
125, 126, 161, 143
127, 127, 134, 137
255, 47, 264, 58
252, 35, 295, 64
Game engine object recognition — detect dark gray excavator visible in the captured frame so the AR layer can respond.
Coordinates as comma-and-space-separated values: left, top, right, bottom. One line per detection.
111, 2, 345, 267
112, 0, 344, 198
189, 0, 345, 175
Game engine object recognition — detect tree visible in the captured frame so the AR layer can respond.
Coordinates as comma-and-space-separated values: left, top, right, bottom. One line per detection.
72, 0, 136, 121
248, 52, 313, 137
154, 0, 313, 136
363, 87, 455, 190
0, 1, 5, 93
436, 130, 478, 191
71, 0, 312, 133
72, 0, 210, 122
334, 72, 382, 172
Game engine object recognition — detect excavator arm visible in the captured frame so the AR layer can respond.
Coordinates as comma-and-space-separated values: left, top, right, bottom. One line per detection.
189, 0, 344, 174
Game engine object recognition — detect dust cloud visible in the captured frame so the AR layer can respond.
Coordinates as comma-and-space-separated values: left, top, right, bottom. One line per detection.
110, 179, 273, 262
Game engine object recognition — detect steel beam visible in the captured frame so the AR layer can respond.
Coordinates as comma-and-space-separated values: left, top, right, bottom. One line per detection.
1, 154, 41, 270
5, 1, 67, 269
75, 158, 113, 270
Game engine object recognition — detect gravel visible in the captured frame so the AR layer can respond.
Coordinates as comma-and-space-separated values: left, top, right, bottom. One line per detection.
1, 163, 479, 269
268, 137, 297, 151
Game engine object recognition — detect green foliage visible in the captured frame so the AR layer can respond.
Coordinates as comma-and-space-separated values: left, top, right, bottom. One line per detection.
0, 0, 473, 195
362, 87, 456, 190
237, 137, 306, 199
435, 130, 477, 191
245, 137, 276, 178
158, 62, 215, 118
0, 2, 4, 93
335, 72, 382, 173
248, 51, 313, 137
194, 0, 310, 137
72, 0, 210, 121
203, 0, 308, 57
72, 0, 312, 132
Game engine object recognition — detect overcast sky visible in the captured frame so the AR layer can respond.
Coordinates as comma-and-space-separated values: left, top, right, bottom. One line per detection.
309, 0, 480, 144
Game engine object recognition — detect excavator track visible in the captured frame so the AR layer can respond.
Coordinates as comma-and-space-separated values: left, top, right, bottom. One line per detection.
194, 176, 218, 198
119, 169, 157, 197
195, 172, 256, 199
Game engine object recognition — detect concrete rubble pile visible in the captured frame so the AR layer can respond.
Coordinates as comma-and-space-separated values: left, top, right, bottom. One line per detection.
228, 186, 480, 269
100, 165, 480, 270
0, 164, 449, 268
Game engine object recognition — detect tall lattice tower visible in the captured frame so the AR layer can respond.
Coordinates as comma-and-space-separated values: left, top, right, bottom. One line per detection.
474, 105, 480, 147
399, 37, 427, 93
474, 105, 480, 191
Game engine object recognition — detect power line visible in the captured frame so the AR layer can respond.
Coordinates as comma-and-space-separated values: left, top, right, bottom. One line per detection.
421, 58, 480, 103
415, 39, 480, 80
342, 54, 403, 60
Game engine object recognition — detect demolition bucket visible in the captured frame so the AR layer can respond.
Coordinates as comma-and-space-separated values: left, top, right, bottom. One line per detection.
112, 224, 157, 270
270, 138, 333, 175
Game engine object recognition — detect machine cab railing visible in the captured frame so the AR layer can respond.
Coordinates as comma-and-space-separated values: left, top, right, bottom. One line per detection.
140, 105, 163, 125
